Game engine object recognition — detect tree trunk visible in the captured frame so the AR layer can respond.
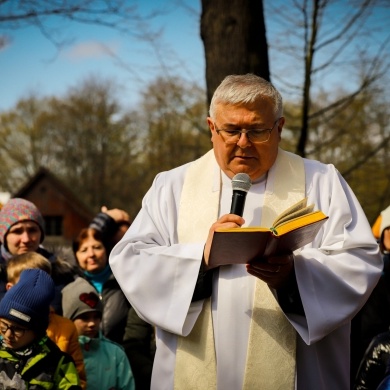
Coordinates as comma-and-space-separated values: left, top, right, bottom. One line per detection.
296, 0, 319, 158
201, 0, 270, 106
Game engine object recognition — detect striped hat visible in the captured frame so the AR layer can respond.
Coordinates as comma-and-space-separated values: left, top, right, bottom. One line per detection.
0, 198, 45, 245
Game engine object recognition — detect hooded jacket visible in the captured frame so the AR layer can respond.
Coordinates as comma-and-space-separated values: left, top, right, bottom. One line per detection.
0, 335, 81, 389
78, 332, 135, 390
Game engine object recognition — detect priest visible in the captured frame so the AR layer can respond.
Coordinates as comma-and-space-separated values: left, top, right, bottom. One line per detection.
110, 74, 382, 390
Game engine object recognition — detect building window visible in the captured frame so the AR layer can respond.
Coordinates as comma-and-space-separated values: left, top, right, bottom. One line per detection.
44, 216, 63, 236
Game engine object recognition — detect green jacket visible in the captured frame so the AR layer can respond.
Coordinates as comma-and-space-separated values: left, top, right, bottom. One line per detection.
0, 335, 81, 389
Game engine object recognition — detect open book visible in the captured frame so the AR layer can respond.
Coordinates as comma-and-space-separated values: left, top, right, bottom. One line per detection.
209, 197, 328, 267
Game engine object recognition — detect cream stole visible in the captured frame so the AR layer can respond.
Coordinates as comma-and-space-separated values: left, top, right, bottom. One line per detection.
175, 148, 305, 389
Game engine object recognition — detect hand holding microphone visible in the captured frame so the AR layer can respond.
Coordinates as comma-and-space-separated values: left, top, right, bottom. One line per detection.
204, 173, 252, 267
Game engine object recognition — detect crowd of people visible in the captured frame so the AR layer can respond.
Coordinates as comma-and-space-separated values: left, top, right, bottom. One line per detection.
0, 198, 155, 389
0, 73, 387, 389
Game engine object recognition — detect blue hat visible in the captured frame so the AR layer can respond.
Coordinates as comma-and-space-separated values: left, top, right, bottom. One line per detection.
0, 269, 55, 335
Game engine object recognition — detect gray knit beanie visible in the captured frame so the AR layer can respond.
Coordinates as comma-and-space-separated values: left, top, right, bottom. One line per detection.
62, 277, 103, 321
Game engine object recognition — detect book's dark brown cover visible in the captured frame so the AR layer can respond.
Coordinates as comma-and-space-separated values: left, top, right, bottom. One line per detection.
209, 217, 328, 267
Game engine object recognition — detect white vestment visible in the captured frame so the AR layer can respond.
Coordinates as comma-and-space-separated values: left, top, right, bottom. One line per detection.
110, 150, 382, 390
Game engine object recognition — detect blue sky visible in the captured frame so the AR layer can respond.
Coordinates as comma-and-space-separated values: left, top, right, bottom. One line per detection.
0, 1, 204, 112
1, 1, 389, 113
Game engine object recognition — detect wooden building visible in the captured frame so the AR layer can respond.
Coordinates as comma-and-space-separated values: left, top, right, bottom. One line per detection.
13, 167, 94, 247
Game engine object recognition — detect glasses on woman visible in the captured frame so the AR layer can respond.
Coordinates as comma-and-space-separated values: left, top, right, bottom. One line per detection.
214, 118, 281, 144
0, 321, 29, 337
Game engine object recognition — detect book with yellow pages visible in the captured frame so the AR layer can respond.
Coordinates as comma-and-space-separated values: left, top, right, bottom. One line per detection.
209, 197, 328, 267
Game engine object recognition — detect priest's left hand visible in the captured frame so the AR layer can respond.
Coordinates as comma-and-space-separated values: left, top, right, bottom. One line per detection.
246, 254, 294, 289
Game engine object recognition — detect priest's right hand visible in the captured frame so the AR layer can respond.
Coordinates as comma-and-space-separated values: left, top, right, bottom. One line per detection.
203, 214, 245, 269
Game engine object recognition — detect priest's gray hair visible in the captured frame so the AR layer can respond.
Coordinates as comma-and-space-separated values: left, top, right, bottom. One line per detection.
209, 74, 283, 120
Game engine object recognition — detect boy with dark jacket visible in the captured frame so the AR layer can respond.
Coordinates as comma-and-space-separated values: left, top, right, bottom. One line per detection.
0, 268, 81, 388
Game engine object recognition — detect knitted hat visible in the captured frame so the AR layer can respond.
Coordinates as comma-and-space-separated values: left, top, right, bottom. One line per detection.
0, 269, 55, 335
0, 198, 45, 245
62, 277, 103, 321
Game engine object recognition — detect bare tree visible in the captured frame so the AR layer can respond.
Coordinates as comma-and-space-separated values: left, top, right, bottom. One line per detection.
264, 0, 390, 157
137, 76, 210, 197
0, 0, 158, 50
0, 74, 209, 215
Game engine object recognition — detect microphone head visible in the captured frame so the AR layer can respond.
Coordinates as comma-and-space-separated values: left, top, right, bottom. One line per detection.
231, 173, 252, 192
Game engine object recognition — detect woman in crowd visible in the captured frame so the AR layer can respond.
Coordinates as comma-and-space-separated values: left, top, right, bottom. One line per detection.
72, 227, 130, 343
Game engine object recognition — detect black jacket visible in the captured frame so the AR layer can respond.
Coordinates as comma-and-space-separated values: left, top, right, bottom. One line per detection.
354, 330, 390, 390
123, 306, 156, 390
351, 254, 389, 381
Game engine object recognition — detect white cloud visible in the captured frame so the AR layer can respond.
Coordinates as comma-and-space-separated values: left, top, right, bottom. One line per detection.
64, 40, 120, 61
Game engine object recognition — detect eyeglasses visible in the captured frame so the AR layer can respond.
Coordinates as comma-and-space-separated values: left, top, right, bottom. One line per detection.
0, 321, 29, 337
214, 118, 281, 144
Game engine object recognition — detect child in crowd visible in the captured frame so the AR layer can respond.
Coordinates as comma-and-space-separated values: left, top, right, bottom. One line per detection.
5, 252, 87, 389
0, 268, 81, 388
62, 277, 135, 390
